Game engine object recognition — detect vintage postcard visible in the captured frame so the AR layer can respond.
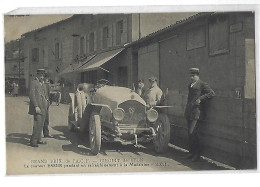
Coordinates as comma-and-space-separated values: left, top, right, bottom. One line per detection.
4, 8, 257, 175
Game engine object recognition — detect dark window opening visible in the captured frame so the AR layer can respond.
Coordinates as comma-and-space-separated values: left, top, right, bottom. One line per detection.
103, 27, 109, 48
89, 32, 94, 52
32, 48, 39, 62
80, 36, 85, 55
116, 20, 123, 45
55, 43, 60, 60
208, 14, 229, 56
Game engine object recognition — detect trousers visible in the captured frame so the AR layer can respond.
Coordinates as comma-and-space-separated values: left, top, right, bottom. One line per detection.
187, 119, 200, 156
30, 114, 46, 144
43, 110, 49, 136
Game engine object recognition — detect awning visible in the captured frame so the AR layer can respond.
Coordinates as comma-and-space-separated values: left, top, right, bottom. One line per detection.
76, 48, 124, 72
58, 54, 96, 76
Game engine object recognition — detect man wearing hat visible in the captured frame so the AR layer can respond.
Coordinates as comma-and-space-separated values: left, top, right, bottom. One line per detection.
136, 79, 145, 98
28, 69, 49, 147
42, 73, 54, 138
184, 68, 215, 161
144, 76, 163, 109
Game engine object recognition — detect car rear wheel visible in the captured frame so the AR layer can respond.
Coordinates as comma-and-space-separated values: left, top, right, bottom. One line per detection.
68, 104, 75, 132
153, 113, 170, 153
89, 112, 101, 155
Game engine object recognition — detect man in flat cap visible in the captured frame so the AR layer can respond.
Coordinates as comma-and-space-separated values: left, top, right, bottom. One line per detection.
28, 69, 49, 147
144, 76, 163, 109
184, 68, 215, 162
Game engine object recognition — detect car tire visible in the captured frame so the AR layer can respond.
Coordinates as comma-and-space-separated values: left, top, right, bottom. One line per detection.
68, 104, 75, 132
89, 112, 101, 155
153, 113, 170, 154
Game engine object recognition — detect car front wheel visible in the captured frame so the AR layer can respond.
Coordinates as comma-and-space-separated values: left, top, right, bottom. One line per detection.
153, 113, 170, 153
89, 112, 101, 155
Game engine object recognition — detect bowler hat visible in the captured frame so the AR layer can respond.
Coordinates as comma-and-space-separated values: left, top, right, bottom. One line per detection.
189, 68, 200, 75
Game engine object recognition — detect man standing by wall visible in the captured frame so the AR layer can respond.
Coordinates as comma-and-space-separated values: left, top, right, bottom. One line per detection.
28, 69, 49, 147
184, 68, 215, 162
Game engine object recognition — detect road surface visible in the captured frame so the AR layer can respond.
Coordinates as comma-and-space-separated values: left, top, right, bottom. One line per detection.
5, 96, 231, 174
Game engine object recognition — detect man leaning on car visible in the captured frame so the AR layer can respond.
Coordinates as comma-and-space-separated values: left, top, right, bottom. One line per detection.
143, 76, 163, 109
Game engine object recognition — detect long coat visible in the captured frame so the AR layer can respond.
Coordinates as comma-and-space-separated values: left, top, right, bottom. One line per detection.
28, 78, 49, 116
184, 79, 215, 120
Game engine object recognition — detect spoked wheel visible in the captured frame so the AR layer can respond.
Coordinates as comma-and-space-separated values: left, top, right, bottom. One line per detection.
153, 113, 171, 153
89, 112, 101, 155
68, 104, 75, 132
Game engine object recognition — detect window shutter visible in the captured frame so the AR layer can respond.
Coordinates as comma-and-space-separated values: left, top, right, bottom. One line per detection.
85, 35, 87, 54
86, 34, 89, 54
94, 31, 97, 51
53, 43, 55, 60
108, 25, 112, 47
43, 46, 48, 67
78, 37, 80, 56
100, 28, 103, 49
59, 42, 62, 59
113, 23, 116, 46
122, 18, 128, 43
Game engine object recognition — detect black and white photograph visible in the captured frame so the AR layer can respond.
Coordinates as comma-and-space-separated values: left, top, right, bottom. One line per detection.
3, 6, 257, 176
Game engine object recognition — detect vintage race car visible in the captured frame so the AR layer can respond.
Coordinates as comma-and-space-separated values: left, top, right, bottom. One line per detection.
68, 79, 170, 155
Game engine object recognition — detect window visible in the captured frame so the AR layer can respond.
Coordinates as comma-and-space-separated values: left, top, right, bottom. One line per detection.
208, 14, 229, 56
55, 42, 61, 60
32, 48, 39, 62
187, 25, 206, 50
89, 32, 94, 52
116, 20, 123, 45
80, 36, 85, 55
103, 26, 109, 48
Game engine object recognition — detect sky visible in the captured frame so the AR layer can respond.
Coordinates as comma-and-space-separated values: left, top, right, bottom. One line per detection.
4, 13, 195, 43
4, 15, 72, 43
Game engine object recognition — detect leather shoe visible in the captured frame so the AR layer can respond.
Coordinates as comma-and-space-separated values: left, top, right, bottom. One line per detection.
44, 134, 54, 138
37, 141, 47, 145
191, 155, 200, 162
29, 143, 39, 147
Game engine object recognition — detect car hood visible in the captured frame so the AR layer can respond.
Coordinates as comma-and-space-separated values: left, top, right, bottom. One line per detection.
93, 86, 146, 108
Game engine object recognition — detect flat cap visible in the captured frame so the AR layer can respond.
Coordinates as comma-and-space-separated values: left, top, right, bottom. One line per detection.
189, 68, 200, 75
148, 76, 157, 82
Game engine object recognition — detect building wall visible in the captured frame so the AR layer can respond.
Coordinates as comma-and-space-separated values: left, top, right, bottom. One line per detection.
138, 43, 159, 88
23, 16, 80, 91
159, 12, 255, 169
134, 12, 255, 168
22, 13, 196, 91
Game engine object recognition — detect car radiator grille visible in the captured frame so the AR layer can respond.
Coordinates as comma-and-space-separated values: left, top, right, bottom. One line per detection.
118, 100, 146, 125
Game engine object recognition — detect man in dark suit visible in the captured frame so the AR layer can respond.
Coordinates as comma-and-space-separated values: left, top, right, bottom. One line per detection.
42, 75, 54, 138
184, 68, 215, 162
28, 69, 49, 147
